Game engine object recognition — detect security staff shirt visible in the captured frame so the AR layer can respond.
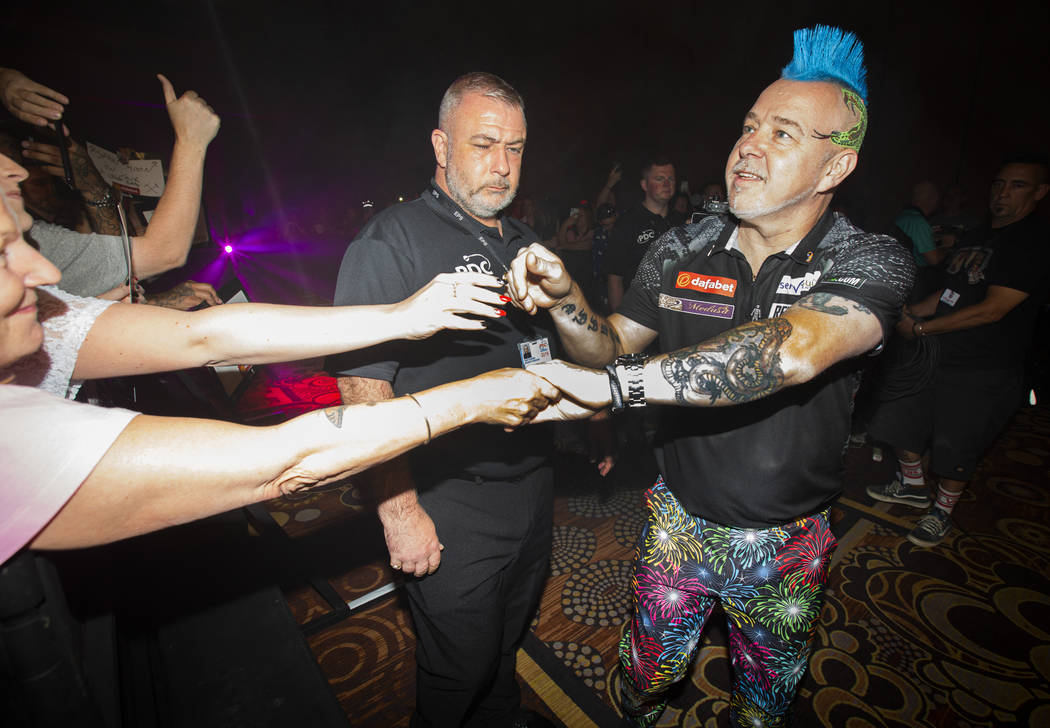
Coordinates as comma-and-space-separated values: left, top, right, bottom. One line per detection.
617, 211, 915, 527
329, 182, 557, 482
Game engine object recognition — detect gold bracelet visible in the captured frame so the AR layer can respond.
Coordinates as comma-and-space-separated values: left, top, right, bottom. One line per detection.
406, 393, 431, 445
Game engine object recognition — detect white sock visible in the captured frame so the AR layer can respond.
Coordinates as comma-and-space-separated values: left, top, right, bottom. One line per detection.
899, 458, 925, 487
934, 486, 962, 515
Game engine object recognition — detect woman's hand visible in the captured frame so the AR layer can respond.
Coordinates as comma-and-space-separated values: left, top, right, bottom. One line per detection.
526, 360, 611, 422
394, 272, 509, 339
22, 127, 111, 199
463, 368, 560, 428
419, 368, 560, 432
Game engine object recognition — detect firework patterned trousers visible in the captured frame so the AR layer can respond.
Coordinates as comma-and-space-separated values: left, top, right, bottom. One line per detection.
618, 478, 836, 727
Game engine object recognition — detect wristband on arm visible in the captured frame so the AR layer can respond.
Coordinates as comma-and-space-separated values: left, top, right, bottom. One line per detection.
605, 365, 624, 412
608, 353, 647, 412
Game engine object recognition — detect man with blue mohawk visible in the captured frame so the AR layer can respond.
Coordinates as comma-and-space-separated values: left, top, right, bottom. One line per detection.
506, 25, 915, 725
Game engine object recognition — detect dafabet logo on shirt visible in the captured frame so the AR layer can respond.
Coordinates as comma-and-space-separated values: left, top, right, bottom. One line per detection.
675, 272, 737, 297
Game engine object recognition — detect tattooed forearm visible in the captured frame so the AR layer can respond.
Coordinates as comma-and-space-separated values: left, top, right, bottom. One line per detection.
558, 301, 619, 346
797, 292, 872, 317
659, 318, 792, 405
796, 293, 849, 315
72, 147, 122, 233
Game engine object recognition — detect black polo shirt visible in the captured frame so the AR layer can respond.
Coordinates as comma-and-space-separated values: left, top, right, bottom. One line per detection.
934, 214, 1050, 370
618, 211, 914, 527
604, 203, 675, 292
328, 181, 556, 481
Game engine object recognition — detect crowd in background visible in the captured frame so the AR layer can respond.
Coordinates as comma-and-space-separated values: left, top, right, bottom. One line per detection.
1, 56, 1049, 727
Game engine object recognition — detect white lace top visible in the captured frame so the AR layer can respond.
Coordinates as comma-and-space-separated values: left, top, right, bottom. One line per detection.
0, 285, 115, 399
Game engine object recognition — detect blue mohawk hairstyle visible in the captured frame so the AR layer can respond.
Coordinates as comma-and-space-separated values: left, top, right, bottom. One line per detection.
781, 25, 868, 102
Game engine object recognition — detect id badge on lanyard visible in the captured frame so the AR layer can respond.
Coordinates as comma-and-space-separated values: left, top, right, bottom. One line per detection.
471, 230, 550, 368
518, 337, 552, 367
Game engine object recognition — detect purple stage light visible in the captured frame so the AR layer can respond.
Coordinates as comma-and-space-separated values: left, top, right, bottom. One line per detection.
224, 244, 234, 254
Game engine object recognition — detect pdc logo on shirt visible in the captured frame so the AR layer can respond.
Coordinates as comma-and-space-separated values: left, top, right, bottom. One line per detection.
675, 271, 737, 298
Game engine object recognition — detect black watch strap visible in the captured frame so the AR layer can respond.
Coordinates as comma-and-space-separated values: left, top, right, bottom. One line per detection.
605, 365, 624, 412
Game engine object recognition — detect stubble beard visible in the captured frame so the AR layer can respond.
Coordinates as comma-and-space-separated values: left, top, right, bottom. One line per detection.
729, 179, 817, 221
446, 162, 516, 221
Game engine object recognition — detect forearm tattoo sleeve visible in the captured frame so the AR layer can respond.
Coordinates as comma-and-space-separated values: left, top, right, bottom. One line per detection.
659, 318, 793, 405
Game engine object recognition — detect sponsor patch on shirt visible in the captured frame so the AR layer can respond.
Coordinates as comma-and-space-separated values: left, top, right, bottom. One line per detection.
659, 293, 734, 319
636, 229, 657, 245
776, 271, 822, 296
940, 288, 960, 307
675, 272, 738, 297
823, 275, 864, 288
768, 302, 791, 318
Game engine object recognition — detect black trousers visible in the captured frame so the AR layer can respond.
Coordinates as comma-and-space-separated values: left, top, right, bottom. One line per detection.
407, 466, 553, 728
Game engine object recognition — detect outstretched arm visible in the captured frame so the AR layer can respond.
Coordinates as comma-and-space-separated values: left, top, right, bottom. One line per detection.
127, 74, 220, 279
649, 293, 881, 405
71, 272, 508, 379
529, 292, 884, 411
30, 368, 558, 552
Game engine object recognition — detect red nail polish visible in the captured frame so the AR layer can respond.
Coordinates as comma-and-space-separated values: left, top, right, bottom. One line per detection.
499, 295, 511, 303
498, 309, 507, 316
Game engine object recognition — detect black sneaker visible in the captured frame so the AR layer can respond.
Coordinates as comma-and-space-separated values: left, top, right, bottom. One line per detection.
907, 507, 952, 548
866, 476, 931, 508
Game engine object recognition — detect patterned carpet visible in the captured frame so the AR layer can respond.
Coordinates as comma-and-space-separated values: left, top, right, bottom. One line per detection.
240, 367, 1050, 727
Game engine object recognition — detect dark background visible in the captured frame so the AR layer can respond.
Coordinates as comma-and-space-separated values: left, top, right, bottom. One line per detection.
6, 0, 1049, 298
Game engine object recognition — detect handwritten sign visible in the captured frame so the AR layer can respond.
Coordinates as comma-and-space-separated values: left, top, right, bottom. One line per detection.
86, 142, 166, 197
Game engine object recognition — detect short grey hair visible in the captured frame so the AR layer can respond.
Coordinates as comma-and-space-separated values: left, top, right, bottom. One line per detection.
438, 72, 526, 132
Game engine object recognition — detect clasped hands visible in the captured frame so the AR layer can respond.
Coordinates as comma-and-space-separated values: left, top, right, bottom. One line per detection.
518, 359, 610, 425
501, 242, 611, 424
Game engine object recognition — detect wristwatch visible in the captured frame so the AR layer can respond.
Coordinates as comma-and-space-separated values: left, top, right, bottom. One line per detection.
615, 353, 648, 410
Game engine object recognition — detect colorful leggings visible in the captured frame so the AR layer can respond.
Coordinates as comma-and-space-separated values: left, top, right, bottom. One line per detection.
618, 478, 836, 728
